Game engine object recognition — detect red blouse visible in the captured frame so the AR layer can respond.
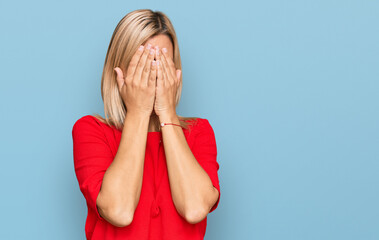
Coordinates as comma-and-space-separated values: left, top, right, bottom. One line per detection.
72, 115, 221, 240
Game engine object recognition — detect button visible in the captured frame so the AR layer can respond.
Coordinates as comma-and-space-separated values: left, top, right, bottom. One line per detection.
153, 206, 160, 217
151, 200, 160, 218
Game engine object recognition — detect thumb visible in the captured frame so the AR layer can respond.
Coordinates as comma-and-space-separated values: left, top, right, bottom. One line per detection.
114, 67, 124, 91
176, 69, 182, 82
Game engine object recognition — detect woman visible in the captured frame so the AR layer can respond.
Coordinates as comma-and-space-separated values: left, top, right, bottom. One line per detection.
72, 9, 221, 240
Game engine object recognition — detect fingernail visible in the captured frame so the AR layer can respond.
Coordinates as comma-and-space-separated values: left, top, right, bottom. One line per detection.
138, 45, 144, 51
157, 60, 160, 66
152, 60, 156, 66
146, 43, 152, 49
162, 48, 167, 53
150, 49, 154, 55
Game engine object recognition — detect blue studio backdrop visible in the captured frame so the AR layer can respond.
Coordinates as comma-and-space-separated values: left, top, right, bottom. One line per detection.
0, 0, 378, 239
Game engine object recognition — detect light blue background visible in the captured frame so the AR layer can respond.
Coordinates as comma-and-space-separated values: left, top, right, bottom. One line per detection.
0, 0, 378, 239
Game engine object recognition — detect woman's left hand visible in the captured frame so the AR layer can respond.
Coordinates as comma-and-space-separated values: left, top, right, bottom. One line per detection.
153, 46, 182, 118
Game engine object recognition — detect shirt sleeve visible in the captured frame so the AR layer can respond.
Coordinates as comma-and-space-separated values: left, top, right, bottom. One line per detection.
192, 118, 221, 213
72, 116, 113, 220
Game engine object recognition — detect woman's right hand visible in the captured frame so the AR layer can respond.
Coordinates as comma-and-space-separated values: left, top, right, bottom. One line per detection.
114, 43, 157, 117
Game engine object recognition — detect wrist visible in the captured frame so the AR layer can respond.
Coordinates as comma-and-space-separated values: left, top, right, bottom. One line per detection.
158, 111, 179, 124
126, 110, 151, 120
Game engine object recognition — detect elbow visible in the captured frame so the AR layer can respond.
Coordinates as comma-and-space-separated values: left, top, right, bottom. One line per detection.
98, 205, 134, 227
184, 187, 219, 224
97, 192, 134, 227
184, 207, 208, 224
108, 208, 134, 227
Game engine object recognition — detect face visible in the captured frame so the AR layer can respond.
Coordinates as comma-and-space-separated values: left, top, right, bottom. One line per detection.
144, 34, 174, 61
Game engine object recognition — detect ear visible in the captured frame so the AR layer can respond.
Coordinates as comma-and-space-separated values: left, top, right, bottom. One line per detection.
114, 67, 124, 91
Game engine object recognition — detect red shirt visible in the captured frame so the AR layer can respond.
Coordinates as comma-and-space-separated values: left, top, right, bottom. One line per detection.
72, 115, 221, 240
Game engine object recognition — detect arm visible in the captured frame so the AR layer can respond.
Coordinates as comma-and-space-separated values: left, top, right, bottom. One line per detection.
96, 112, 150, 227
159, 112, 220, 224
94, 43, 156, 226
72, 112, 150, 228
73, 43, 157, 227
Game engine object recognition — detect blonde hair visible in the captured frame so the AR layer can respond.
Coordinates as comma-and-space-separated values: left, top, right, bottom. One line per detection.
92, 9, 199, 131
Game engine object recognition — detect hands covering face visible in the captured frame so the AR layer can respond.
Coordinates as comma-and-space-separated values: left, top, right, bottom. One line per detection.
114, 43, 182, 118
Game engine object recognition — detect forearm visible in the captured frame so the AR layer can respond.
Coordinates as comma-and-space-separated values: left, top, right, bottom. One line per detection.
160, 112, 218, 223
97, 112, 150, 226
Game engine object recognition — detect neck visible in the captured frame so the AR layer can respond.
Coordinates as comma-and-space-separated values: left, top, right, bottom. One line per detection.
148, 113, 160, 132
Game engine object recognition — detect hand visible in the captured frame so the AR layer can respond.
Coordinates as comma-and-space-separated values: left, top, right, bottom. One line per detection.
153, 46, 182, 117
114, 44, 157, 117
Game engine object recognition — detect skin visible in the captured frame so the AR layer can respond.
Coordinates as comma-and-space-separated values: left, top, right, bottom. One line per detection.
96, 34, 219, 227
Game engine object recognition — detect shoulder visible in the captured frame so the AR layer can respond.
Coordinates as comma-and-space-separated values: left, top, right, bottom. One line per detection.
72, 115, 106, 135
193, 117, 213, 130
191, 117, 218, 149
178, 115, 210, 125
184, 117, 215, 137
73, 114, 98, 128
178, 116, 212, 131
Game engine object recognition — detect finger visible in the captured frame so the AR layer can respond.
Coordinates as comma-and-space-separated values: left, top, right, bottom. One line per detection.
161, 52, 176, 85
155, 45, 161, 64
133, 43, 152, 85
176, 69, 182, 82
161, 47, 177, 82
148, 60, 157, 88
157, 60, 164, 88
125, 45, 145, 83
114, 67, 125, 92
141, 47, 155, 86
160, 56, 171, 86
